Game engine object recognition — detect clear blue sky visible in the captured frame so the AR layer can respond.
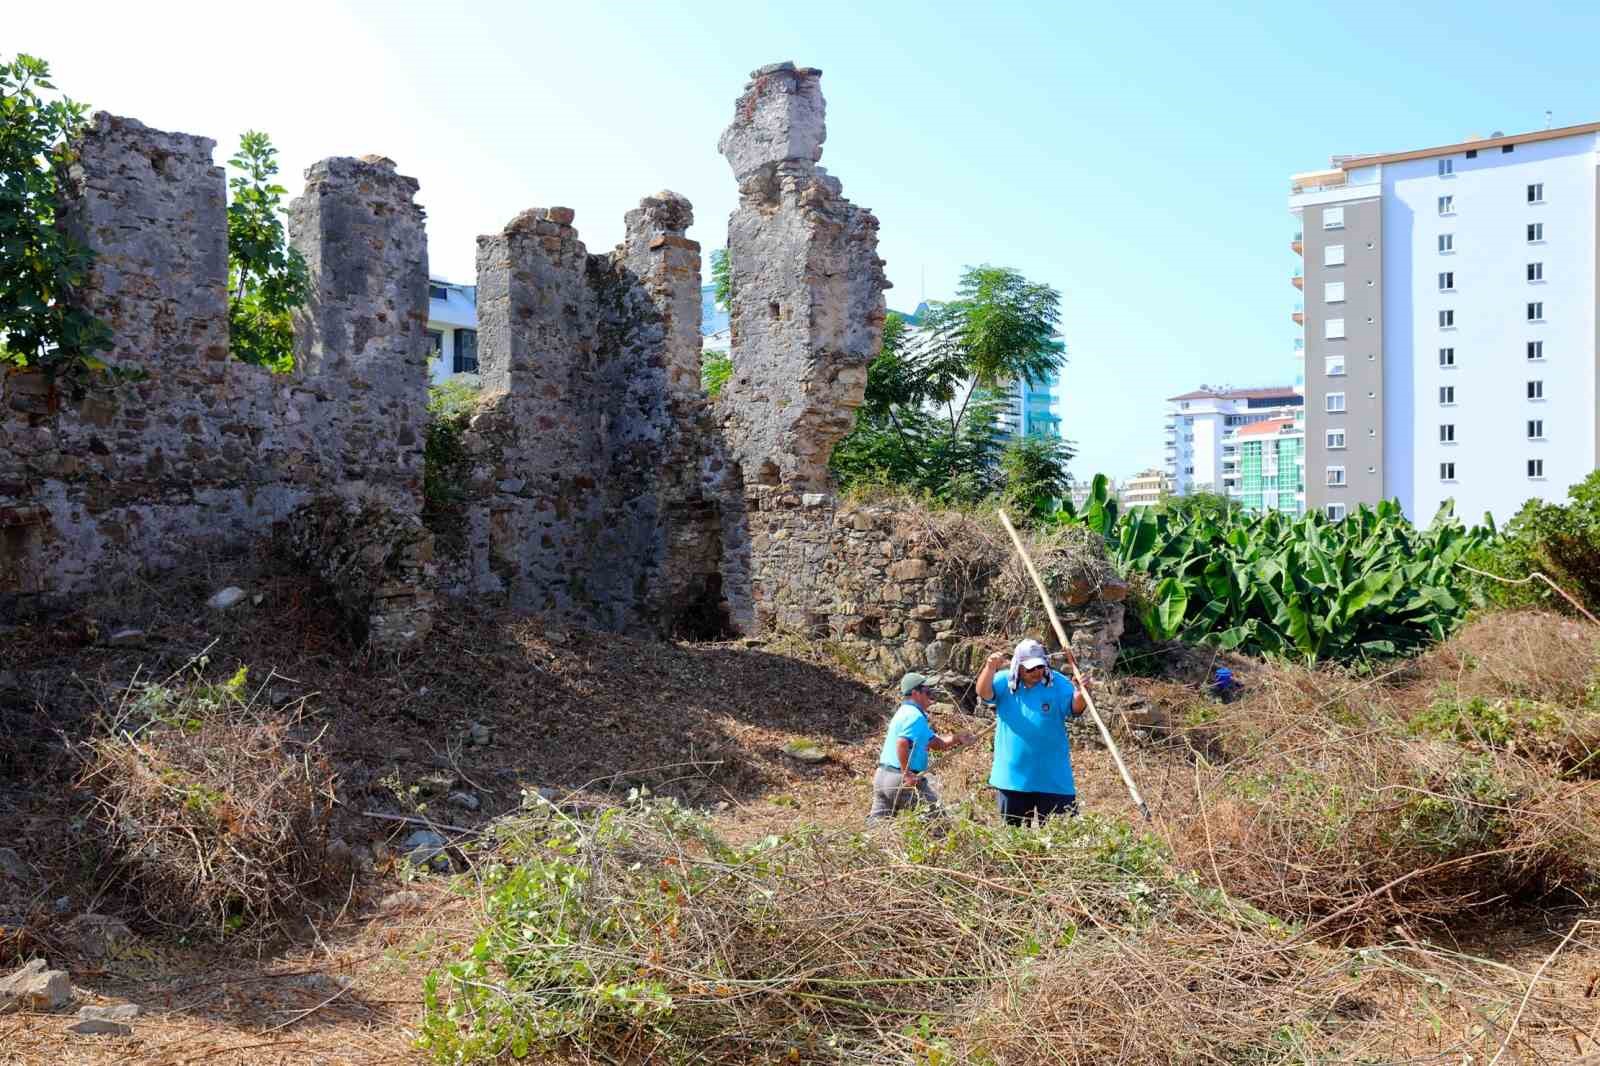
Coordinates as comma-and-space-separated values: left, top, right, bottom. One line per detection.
14, 1, 1600, 481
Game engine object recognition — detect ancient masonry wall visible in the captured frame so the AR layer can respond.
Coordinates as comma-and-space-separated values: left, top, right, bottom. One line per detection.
0, 114, 433, 642
747, 491, 1127, 683
452, 195, 725, 634
714, 62, 890, 632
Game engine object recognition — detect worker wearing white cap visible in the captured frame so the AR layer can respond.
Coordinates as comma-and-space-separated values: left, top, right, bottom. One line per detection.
976, 638, 1086, 826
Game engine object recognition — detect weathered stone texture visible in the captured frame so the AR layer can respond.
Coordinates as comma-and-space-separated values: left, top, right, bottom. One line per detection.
289, 154, 431, 515
716, 62, 889, 493
452, 199, 727, 635
747, 492, 1127, 683
0, 114, 432, 639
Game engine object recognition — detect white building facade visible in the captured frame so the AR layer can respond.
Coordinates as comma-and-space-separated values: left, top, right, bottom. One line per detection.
426, 278, 479, 386
1291, 121, 1600, 525
1164, 386, 1303, 498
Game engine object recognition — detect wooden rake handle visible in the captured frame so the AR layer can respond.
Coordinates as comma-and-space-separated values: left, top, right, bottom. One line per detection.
996, 509, 1152, 821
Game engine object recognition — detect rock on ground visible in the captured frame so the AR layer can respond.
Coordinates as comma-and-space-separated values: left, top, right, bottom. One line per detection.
68, 1002, 139, 1036
0, 958, 72, 1013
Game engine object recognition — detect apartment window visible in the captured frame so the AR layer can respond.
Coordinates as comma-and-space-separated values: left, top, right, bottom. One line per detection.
1439, 385, 1455, 405
1527, 302, 1544, 322
1527, 419, 1544, 440
1326, 503, 1347, 520
1438, 233, 1454, 253
1502, 144, 1515, 154
1324, 244, 1345, 267
1527, 262, 1544, 282
1438, 271, 1454, 291
1326, 392, 1346, 413
1439, 310, 1455, 328
1438, 158, 1454, 176
1325, 318, 1346, 340
1528, 380, 1544, 400
1527, 182, 1544, 203
1326, 429, 1346, 449
1528, 222, 1544, 242
1439, 424, 1456, 443
1326, 466, 1346, 487
1324, 281, 1345, 303
1466, 149, 1478, 159
1440, 462, 1456, 481
1527, 341, 1544, 361
1439, 347, 1455, 367
452, 327, 478, 374
425, 330, 443, 359
1438, 195, 1454, 215
1528, 459, 1544, 479
1323, 206, 1345, 230
428, 283, 449, 301
1324, 355, 1345, 376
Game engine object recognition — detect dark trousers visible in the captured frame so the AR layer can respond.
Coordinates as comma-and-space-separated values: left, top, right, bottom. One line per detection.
995, 788, 1078, 827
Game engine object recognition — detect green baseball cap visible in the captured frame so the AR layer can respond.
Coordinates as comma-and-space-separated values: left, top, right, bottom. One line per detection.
900, 672, 931, 696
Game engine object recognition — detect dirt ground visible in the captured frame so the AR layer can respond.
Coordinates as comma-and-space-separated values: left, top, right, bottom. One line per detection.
2, 566, 1598, 1063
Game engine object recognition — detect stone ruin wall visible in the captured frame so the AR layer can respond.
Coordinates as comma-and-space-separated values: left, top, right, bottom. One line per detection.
0, 63, 1127, 670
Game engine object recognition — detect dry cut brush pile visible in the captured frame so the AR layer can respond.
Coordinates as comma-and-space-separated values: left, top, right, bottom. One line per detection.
1163, 611, 1600, 936
79, 660, 350, 937
419, 799, 1398, 1066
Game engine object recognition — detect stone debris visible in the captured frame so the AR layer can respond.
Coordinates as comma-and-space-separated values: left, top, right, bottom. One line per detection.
781, 739, 828, 764
0, 958, 71, 1013
468, 722, 491, 747
0, 846, 32, 883
65, 913, 134, 959
206, 586, 246, 610
403, 829, 450, 871
68, 1002, 139, 1036
377, 890, 422, 915
447, 790, 480, 812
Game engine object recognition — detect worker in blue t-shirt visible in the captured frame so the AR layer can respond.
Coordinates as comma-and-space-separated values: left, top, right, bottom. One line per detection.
976, 638, 1087, 827
866, 672, 974, 821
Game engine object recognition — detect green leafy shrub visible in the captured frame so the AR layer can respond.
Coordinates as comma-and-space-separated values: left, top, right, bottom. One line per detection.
423, 377, 480, 534
1470, 470, 1600, 617
700, 350, 730, 399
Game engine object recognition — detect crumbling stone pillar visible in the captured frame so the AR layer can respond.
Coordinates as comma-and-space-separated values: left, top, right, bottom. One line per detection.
716, 62, 889, 492
288, 156, 431, 514
716, 62, 889, 632
470, 208, 604, 612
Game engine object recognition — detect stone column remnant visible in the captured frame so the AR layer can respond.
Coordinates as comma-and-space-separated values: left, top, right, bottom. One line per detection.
288, 155, 431, 514
471, 207, 604, 611
716, 61, 890, 492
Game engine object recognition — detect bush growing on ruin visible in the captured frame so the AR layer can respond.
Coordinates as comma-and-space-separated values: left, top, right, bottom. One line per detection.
424, 377, 480, 531
708, 246, 731, 309
226, 130, 310, 373
701, 350, 731, 398
0, 53, 116, 394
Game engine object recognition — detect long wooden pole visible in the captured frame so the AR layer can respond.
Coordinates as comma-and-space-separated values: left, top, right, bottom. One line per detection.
996, 509, 1151, 821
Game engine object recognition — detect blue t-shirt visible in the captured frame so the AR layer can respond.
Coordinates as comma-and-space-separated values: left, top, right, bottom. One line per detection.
877, 702, 935, 772
988, 669, 1077, 794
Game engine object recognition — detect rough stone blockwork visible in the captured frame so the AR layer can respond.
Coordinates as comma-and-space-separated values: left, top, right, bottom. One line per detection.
0, 114, 434, 643
748, 493, 1128, 683
715, 62, 889, 632
452, 197, 726, 635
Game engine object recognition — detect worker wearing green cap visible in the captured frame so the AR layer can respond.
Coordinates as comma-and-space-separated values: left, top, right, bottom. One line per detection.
867, 672, 974, 821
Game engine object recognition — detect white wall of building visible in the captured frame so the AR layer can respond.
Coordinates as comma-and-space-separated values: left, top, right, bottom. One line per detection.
1375, 133, 1598, 525
426, 280, 479, 387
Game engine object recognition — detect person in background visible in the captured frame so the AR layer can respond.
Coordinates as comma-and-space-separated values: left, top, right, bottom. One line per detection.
976, 638, 1087, 827
867, 672, 973, 821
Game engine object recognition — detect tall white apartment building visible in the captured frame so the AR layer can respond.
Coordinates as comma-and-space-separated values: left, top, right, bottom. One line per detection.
1291, 121, 1600, 525
1164, 386, 1303, 498
426, 278, 479, 386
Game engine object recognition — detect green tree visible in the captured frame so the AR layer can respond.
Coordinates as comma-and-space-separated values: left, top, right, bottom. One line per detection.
709, 247, 731, 310
227, 131, 309, 373
997, 432, 1075, 521
917, 265, 1063, 433
1157, 489, 1240, 524
0, 53, 114, 394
